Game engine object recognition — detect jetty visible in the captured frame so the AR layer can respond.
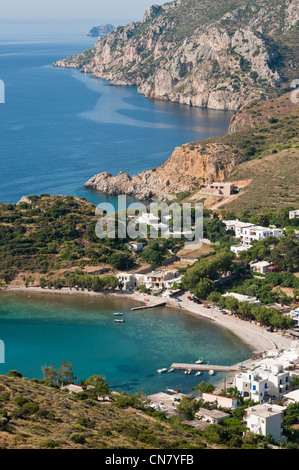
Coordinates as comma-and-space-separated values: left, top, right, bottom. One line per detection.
131, 301, 166, 311
170, 363, 241, 373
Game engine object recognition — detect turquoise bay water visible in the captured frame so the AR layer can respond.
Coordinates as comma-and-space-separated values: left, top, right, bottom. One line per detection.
0, 21, 232, 207
0, 292, 252, 395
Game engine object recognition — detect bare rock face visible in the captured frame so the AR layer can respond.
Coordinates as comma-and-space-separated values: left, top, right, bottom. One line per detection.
84, 141, 238, 201
53, 0, 299, 111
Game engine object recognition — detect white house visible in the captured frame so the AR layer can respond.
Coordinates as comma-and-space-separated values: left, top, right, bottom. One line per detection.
116, 273, 146, 291
282, 389, 299, 405
116, 270, 181, 292
285, 308, 299, 326
195, 408, 230, 424
234, 364, 291, 402
239, 225, 283, 245
223, 220, 255, 238
289, 210, 299, 219
127, 241, 146, 252
136, 213, 160, 225
244, 404, 286, 443
202, 393, 240, 410
250, 260, 272, 274
222, 292, 261, 305
144, 270, 181, 291
230, 244, 252, 256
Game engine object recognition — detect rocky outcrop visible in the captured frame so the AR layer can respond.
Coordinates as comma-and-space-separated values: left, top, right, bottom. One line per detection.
54, 0, 299, 111
87, 24, 115, 37
84, 142, 239, 201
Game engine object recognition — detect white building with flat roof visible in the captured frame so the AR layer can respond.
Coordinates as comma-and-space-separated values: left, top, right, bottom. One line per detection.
223, 220, 255, 238
244, 404, 286, 443
289, 210, 299, 219
202, 393, 240, 410
195, 408, 230, 424
222, 292, 261, 305
234, 364, 291, 402
250, 260, 272, 274
282, 389, 299, 405
239, 225, 283, 245
230, 244, 252, 256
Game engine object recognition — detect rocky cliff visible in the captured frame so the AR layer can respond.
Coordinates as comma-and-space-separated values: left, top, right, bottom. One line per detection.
84, 141, 240, 201
54, 0, 299, 111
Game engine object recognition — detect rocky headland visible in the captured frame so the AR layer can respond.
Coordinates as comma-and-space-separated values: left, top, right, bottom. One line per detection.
87, 24, 115, 38
54, 0, 299, 111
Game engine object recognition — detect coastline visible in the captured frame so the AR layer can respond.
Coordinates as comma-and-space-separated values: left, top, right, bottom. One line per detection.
2, 285, 294, 356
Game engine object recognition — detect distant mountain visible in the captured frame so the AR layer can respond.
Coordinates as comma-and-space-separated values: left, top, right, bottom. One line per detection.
87, 24, 115, 37
54, 0, 299, 111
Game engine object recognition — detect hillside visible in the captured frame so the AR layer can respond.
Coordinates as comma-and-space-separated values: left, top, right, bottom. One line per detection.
0, 372, 208, 449
0, 195, 138, 288
83, 91, 299, 217
54, 0, 299, 111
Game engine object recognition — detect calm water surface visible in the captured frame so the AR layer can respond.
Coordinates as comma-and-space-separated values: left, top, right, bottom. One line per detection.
0, 292, 252, 394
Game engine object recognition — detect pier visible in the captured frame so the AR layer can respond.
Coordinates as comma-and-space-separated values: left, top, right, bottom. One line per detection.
131, 301, 166, 311
170, 363, 241, 373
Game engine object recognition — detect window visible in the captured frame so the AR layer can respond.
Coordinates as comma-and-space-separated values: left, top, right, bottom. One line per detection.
253, 385, 256, 391
249, 375, 251, 380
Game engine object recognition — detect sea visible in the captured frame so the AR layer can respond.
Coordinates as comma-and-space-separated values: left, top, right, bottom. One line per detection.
0, 21, 249, 395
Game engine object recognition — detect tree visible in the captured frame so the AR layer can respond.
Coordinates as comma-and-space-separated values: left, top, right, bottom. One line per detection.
195, 381, 215, 395
207, 291, 222, 304
177, 396, 200, 420
223, 296, 239, 314
193, 278, 215, 299
57, 361, 76, 385
85, 375, 110, 400
109, 252, 134, 270
42, 365, 58, 384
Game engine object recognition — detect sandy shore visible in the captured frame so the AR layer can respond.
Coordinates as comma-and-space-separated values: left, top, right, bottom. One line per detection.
1, 285, 294, 356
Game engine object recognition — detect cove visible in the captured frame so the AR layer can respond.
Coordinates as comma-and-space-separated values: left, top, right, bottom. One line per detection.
0, 291, 252, 395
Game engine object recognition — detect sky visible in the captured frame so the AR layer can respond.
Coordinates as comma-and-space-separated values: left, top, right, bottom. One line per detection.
1, 0, 168, 23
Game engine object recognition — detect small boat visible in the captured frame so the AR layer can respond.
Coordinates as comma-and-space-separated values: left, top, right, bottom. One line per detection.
195, 371, 201, 376
208, 370, 214, 376
113, 312, 123, 316
114, 319, 124, 323
157, 368, 168, 374
196, 359, 203, 364
167, 388, 179, 394
184, 369, 192, 375
168, 368, 174, 373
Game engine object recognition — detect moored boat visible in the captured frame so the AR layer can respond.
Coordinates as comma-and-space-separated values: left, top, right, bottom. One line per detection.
209, 370, 214, 376
157, 368, 168, 374
184, 369, 192, 375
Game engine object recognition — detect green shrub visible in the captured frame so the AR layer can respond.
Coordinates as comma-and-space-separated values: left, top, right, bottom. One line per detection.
14, 396, 29, 407
70, 432, 86, 444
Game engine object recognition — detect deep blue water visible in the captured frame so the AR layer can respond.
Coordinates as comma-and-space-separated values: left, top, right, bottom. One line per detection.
0, 292, 252, 395
0, 21, 232, 208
